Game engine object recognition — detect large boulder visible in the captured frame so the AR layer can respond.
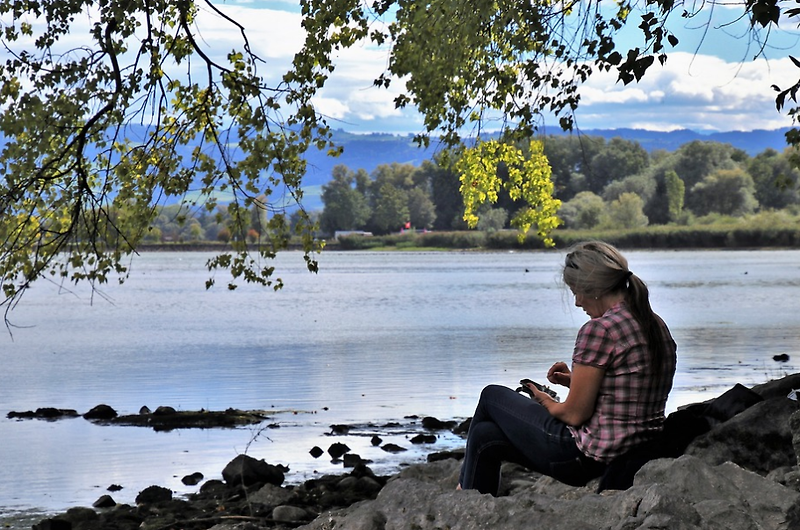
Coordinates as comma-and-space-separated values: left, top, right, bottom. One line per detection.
686, 397, 798, 473
297, 456, 800, 530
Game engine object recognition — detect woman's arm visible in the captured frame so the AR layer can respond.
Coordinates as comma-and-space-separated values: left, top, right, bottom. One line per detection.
529, 363, 605, 427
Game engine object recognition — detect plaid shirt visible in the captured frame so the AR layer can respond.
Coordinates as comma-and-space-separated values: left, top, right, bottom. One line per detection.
568, 302, 676, 462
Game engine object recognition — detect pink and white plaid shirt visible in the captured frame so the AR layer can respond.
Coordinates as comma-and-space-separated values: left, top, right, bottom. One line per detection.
568, 302, 677, 462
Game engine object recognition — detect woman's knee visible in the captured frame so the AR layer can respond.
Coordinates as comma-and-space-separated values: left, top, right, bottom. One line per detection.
479, 383, 513, 404
468, 418, 506, 448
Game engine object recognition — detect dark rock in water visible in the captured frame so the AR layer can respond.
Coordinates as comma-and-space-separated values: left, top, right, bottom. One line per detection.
92, 495, 116, 508
112, 408, 269, 430
411, 434, 437, 444
309, 445, 324, 458
327, 442, 351, 459
139, 405, 151, 414
421, 416, 457, 430
7, 407, 80, 420
106, 484, 122, 492
427, 449, 465, 462
330, 423, 351, 434
774, 353, 791, 362
83, 404, 117, 420
181, 471, 204, 486
135, 485, 172, 505
221, 454, 285, 487
381, 443, 407, 453
344, 453, 371, 468
453, 418, 471, 434
371, 435, 383, 446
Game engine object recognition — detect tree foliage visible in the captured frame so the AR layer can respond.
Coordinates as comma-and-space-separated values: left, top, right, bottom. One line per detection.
690, 168, 758, 217
456, 140, 561, 245
0, 0, 333, 308
559, 191, 607, 230
319, 165, 371, 234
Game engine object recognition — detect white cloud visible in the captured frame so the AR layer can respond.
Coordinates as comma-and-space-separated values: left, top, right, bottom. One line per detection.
569, 52, 797, 132
3, 1, 797, 135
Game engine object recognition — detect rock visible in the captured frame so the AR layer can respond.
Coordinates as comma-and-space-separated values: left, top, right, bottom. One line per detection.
32, 518, 71, 530
298, 456, 800, 530
221, 454, 285, 487
6, 407, 80, 420
410, 434, 437, 444
329, 424, 351, 434
92, 495, 116, 508
427, 449, 464, 463
122, 408, 268, 430
327, 442, 350, 459
83, 404, 118, 420
139, 405, 151, 414
106, 484, 122, 492
343, 453, 366, 468
247, 482, 294, 507
181, 471, 204, 486
453, 418, 471, 434
135, 485, 172, 505
421, 416, 456, 430
380, 443, 406, 453
791, 410, 800, 465
309, 446, 324, 458
370, 435, 382, 446
272, 505, 311, 523
198, 479, 228, 498
686, 396, 799, 473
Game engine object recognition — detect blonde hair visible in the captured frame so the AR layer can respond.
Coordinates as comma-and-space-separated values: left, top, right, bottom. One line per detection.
563, 241, 668, 366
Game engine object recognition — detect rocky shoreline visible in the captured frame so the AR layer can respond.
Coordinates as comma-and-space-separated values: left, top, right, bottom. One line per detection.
20, 373, 800, 530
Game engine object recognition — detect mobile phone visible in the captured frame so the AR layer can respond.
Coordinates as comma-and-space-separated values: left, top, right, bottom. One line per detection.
520, 378, 544, 391
517, 378, 560, 402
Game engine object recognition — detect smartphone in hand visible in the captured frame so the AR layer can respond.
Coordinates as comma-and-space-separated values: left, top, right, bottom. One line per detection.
516, 378, 560, 402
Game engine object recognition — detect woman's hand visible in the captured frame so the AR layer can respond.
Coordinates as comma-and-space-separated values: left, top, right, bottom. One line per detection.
543, 364, 605, 426
547, 362, 572, 388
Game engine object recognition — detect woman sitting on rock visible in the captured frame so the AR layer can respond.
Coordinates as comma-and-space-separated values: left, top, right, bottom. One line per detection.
458, 241, 677, 495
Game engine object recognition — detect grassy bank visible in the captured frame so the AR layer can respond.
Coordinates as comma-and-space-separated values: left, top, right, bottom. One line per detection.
335, 224, 800, 251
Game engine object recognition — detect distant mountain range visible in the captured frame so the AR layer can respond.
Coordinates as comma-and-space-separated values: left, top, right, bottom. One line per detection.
305, 127, 793, 185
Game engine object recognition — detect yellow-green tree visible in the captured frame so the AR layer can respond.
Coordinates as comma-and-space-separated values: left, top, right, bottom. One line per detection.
457, 140, 561, 246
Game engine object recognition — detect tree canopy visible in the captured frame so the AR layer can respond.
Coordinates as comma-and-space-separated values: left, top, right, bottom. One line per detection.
0, 0, 797, 307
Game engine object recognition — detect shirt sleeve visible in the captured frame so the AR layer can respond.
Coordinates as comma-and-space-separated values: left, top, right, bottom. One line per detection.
573, 319, 615, 368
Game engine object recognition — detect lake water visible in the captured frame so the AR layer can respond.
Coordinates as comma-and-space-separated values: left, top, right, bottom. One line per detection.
1, 248, 799, 522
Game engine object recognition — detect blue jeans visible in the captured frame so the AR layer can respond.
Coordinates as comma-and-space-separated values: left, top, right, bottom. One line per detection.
458, 384, 605, 495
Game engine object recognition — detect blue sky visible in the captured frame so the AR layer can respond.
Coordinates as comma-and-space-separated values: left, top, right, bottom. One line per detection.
201, 0, 800, 134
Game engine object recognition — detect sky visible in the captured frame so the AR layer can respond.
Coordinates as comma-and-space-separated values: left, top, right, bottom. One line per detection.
6, 0, 800, 136
185, 0, 800, 136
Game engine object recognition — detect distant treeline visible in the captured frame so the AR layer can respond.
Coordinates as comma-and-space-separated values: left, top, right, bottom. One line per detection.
145, 134, 800, 247
336, 221, 800, 251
